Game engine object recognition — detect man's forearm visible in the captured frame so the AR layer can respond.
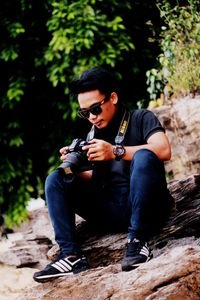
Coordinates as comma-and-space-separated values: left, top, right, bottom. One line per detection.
77, 170, 93, 181
122, 132, 171, 162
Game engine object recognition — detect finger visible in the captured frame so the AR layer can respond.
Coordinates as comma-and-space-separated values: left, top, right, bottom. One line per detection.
82, 144, 92, 150
89, 139, 97, 143
60, 146, 68, 154
82, 143, 97, 151
88, 139, 99, 146
87, 146, 98, 156
88, 152, 101, 161
60, 153, 70, 161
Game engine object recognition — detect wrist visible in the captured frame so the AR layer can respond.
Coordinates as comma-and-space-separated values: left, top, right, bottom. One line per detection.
113, 145, 126, 161
111, 146, 116, 159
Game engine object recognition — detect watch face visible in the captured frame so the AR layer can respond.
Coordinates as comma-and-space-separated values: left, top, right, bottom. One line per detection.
113, 145, 125, 159
116, 146, 124, 155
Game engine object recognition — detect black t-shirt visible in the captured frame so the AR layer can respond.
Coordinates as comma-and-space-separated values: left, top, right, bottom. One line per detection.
89, 106, 165, 188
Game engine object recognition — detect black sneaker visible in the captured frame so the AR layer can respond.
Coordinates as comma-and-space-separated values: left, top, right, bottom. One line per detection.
121, 238, 153, 271
33, 253, 89, 283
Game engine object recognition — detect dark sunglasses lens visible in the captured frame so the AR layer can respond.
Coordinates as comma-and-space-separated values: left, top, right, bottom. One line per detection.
78, 110, 89, 119
90, 105, 102, 116
78, 103, 102, 119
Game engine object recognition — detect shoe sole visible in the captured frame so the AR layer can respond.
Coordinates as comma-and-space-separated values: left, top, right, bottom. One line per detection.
122, 255, 153, 272
34, 272, 73, 283
33, 266, 88, 283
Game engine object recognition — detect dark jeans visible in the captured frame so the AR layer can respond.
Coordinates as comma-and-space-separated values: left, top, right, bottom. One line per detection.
45, 149, 172, 255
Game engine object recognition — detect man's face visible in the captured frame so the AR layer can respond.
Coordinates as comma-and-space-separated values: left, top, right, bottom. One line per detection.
78, 89, 118, 129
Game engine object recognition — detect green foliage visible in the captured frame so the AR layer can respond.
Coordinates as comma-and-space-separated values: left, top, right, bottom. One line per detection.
1, 159, 33, 229
146, 68, 163, 100
44, 0, 134, 90
43, 0, 136, 174
0, 0, 135, 229
0, 141, 35, 229
0, 1, 47, 229
0, 0, 164, 230
146, 0, 200, 103
6, 78, 26, 108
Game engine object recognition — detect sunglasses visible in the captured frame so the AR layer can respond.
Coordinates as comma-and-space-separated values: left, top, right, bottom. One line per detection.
78, 94, 110, 119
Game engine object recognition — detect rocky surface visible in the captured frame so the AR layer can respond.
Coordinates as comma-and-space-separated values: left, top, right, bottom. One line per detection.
0, 208, 54, 270
153, 95, 200, 179
1, 175, 199, 271
0, 174, 199, 299
48, 174, 200, 268
0, 264, 38, 300
17, 245, 200, 300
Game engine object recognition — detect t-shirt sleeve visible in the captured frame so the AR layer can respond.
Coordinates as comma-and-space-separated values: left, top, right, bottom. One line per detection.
136, 109, 165, 143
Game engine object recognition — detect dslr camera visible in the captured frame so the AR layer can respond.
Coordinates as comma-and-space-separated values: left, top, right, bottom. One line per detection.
57, 138, 92, 177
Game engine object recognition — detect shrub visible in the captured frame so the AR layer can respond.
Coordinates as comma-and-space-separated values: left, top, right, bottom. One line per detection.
146, 0, 200, 104
0, 0, 134, 230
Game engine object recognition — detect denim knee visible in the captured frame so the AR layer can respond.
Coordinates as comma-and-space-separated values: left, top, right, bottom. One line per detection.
130, 149, 159, 172
45, 169, 61, 194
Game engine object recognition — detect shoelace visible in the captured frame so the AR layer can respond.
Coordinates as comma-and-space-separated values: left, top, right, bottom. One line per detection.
126, 239, 146, 256
47, 251, 67, 267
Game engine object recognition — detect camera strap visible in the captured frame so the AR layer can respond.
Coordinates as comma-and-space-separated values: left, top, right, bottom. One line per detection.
86, 108, 130, 145
86, 125, 95, 141
115, 108, 130, 145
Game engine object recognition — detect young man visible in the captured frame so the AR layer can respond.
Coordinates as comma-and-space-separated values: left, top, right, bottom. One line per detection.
33, 67, 173, 283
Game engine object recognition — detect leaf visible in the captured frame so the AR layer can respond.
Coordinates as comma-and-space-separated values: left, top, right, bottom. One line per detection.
26, 185, 34, 193
9, 137, 24, 147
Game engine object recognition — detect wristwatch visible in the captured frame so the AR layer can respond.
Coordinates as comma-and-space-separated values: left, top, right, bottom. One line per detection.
113, 145, 126, 161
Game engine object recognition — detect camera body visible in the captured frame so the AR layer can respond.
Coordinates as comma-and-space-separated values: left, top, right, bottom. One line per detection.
58, 138, 92, 177
64, 138, 89, 156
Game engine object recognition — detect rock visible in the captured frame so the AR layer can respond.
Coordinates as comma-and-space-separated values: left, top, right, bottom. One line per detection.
151, 174, 200, 248
47, 174, 200, 268
0, 244, 49, 268
0, 208, 54, 269
2, 174, 199, 271
1, 174, 200, 299
0, 264, 38, 300
0, 208, 85, 268
17, 245, 200, 300
153, 95, 200, 179
14, 206, 55, 242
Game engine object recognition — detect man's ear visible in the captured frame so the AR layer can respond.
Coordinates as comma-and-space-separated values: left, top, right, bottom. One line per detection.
110, 92, 118, 105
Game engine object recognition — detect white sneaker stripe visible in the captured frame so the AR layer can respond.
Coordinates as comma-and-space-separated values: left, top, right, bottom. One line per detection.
36, 272, 73, 279
52, 263, 65, 272
140, 247, 149, 252
64, 257, 81, 266
140, 248, 149, 257
140, 251, 149, 257
142, 246, 149, 252
59, 259, 72, 271
56, 261, 71, 272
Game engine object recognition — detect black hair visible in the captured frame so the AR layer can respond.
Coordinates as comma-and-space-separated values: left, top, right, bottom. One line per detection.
69, 67, 118, 96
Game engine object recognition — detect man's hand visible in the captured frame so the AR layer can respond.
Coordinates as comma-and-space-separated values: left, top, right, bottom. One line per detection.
82, 139, 115, 161
59, 146, 69, 161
